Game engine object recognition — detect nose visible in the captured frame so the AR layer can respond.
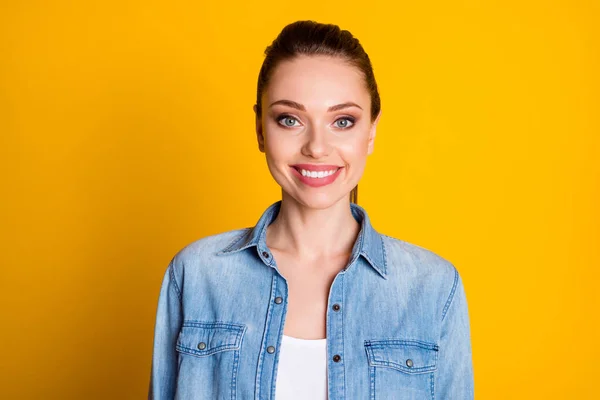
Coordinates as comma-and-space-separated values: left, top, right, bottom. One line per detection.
301, 124, 331, 159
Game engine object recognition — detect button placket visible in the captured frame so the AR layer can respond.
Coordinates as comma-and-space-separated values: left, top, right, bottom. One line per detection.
256, 272, 287, 398
326, 273, 346, 396
267, 295, 282, 356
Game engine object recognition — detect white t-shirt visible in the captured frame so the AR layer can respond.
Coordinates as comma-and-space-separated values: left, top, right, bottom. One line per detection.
275, 334, 328, 399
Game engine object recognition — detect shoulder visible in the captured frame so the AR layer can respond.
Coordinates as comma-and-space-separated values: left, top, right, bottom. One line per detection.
381, 234, 456, 274
168, 227, 251, 276
178, 228, 249, 259
380, 233, 461, 306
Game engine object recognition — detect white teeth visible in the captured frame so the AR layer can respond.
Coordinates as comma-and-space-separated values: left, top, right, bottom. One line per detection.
299, 168, 338, 178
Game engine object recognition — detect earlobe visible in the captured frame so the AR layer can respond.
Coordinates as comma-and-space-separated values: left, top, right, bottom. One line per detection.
367, 110, 382, 155
367, 133, 375, 155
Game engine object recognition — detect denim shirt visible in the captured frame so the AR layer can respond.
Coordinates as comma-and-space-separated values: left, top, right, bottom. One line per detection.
149, 200, 474, 399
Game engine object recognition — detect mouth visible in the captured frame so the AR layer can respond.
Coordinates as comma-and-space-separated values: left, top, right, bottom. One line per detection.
289, 164, 344, 188
291, 165, 343, 179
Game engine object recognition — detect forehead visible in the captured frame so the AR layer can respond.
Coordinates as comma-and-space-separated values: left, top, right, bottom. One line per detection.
265, 55, 369, 109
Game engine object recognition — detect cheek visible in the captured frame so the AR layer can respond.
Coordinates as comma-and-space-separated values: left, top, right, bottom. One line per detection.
337, 135, 370, 162
263, 130, 298, 168
264, 132, 288, 157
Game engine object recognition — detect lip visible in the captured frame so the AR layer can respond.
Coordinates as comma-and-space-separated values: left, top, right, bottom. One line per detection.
291, 164, 343, 171
289, 164, 343, 188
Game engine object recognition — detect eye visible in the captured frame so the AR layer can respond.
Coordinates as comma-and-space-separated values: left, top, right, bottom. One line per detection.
333, 117, 355, 129
277, 115, 301, 128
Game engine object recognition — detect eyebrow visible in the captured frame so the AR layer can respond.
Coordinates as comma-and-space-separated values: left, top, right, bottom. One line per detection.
269, 100, 363, 112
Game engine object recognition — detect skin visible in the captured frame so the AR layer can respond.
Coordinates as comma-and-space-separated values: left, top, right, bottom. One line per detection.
253, 55, 382, 339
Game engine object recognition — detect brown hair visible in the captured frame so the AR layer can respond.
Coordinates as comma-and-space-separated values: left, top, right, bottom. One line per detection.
255, 20, 381, 204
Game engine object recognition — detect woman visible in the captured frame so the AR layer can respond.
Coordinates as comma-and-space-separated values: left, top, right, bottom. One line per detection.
149, 20, 474, 400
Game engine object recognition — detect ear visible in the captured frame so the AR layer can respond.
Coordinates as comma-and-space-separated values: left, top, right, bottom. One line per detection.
367, 109, 382, 155
254, 104, 265, 153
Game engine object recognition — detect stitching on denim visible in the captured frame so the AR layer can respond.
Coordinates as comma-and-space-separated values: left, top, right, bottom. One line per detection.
341, 273, 346, 398
326, 283, 333, 400
361, 252, 386, 279
381, 234, 388, 275
219, 228, 252, 253
182, 321, 245, 330
367, 360, 436, 374
364, 339, 438, 373
277, 277, 288, 393
430, 372, 435, 400
231, 344, 242, 400
441, 266, 459, 321
177, 323, 246, 358
367, 353, 437, 371
370, 366, 376, 400
176, 342, 239, 356
355, 223, 366, 262
365, 339, 439, 351
255, 273, 277, 399
382, 234, 402, 243
168, 261, 182, 302
269, 276, 283, 399
382, 234, 432, 261
230, 349, 237, 400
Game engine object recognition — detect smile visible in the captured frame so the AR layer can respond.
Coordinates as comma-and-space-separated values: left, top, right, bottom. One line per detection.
298, 168, 339, 178
290, 164, 343, 188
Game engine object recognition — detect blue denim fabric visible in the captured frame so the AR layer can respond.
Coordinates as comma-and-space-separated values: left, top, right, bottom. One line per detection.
149, 200, 474, 399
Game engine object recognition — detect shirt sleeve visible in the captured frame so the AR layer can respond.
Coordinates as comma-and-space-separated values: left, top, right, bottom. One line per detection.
435, 266, 475, 399
148, 259, 183, 400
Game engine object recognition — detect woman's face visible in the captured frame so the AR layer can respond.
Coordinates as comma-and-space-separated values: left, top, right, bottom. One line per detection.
254, 55, 381, 210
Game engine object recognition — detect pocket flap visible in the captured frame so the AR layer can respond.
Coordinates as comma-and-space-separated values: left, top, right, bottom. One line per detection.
176, 321, 246, 357
364, 339, 438, 374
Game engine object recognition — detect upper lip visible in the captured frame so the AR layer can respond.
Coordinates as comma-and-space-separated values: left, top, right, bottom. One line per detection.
291, 164, 342, 171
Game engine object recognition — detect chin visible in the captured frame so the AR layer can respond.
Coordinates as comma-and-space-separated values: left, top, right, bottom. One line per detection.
288, 190, 351, 210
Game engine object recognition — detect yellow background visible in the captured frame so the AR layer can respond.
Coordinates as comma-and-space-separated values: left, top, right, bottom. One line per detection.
1, 1, 598, 398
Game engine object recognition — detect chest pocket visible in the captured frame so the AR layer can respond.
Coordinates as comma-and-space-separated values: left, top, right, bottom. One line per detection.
364, 338, 438, 400
175, 321, 246, 399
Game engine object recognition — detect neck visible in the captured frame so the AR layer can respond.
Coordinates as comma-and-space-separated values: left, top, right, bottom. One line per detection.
265, 190, 361, 261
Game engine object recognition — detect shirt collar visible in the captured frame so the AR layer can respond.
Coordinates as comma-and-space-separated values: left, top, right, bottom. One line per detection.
217, 200, 388, 279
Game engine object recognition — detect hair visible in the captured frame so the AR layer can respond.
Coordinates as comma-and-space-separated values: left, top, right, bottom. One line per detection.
255, 20, 381, 204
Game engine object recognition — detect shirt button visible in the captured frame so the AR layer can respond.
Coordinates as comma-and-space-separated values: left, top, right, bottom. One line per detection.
332, 303, 340, 311
333, 354, 341, 362
406, 359, 413, 367
262, 251, 270, 258
274, 297, 283, 304
267, 346, 276, 354
197, 342, 206, 350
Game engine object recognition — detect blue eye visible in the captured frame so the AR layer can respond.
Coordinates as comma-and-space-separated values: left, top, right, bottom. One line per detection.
334, 117, 355, 129
276, 115, 355, 129
277, 115, 300, 127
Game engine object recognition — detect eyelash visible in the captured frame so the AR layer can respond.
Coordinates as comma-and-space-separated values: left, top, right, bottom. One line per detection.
276, 114, 356, 130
